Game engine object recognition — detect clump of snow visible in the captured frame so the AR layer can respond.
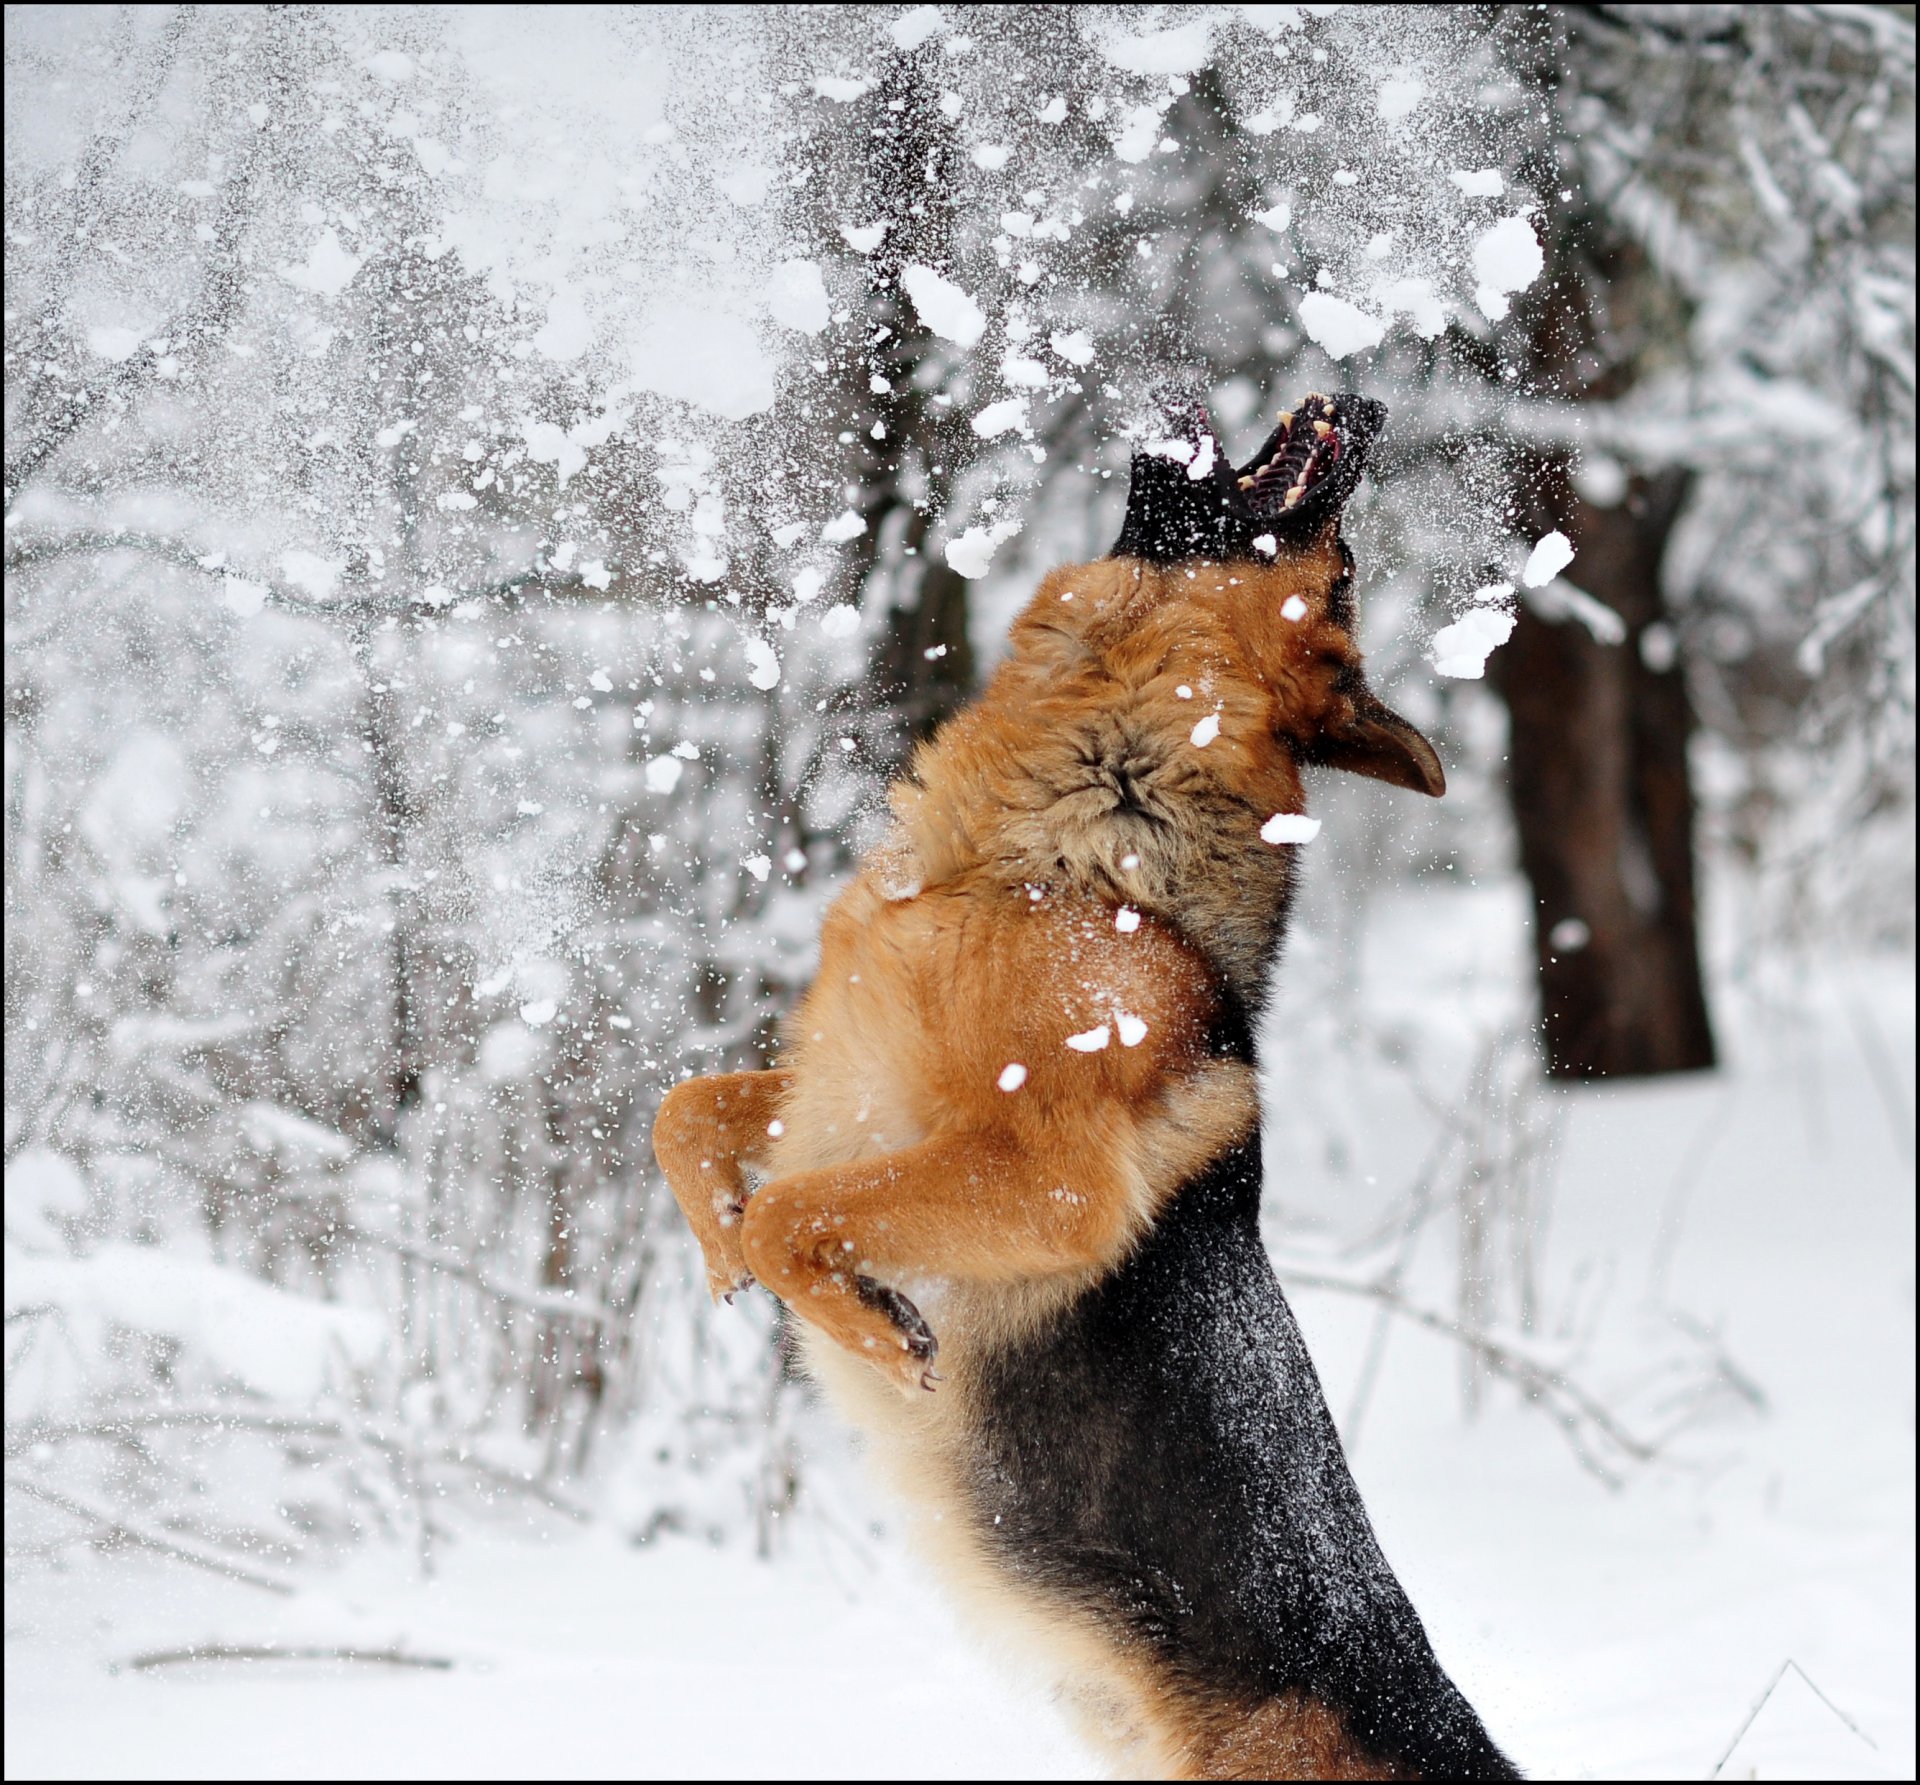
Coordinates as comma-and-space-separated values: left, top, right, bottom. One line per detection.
1521, 529, 1576, 587
1281, 594, 1309, 621
1049, 329, 1094, 367
717, 164, 775, 207
1115, 907, 1141, 933
1066, 1024, 1112, 1052
813, 75, 873, 103
644, 755, 684, 793
1450, 168, 1505, 198
767, 260, 830, 335
627, 308, 775, 422
996, 1062, 1027, 1092
819, 606, 861, 639
1261, 812, 1323, 844
742, 636, 781, 691
1380, 276, 1446, 339
477, 1019, 544, 1082
971, 398, 1028, 439
840, 221, 889, 255
85, 325, 147, 362
221, 575, 269, 618
1298, 292, 1386, 359
1471, 214, 1545, 321
1254, 202, 1293, 234
1472, 580, 1516, 605
1098, 20, 1213, 75
1376, 78, 1424, 121
889, 5, 945, 51
1000, 351, 1048, 388
278, 229, 362, 300
821, 509, 867, 544
1431, 607, 1517, 678
280, 551, 342, 601
523, 421, 587, 485
1190, 713, 1222, 748
900, 264, 986, 348
1115, 1012, 1149, 1047
945, 521, 1019, 580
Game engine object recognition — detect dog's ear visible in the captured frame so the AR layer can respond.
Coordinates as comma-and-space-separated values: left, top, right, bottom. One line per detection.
1308, 687, 1446, 797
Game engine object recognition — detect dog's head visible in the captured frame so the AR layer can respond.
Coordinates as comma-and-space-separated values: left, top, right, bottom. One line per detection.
1107, 391, 1443, 800
1112, 390, 1386, 566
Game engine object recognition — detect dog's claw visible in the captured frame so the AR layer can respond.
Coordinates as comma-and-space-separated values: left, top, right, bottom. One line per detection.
855, 1275, 939, 1366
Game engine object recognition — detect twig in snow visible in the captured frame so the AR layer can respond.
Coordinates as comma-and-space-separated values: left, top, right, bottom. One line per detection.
125, 1644, 453, 1673
1707, 1657, 1878, 1778
1279, 1265, 1687, 1487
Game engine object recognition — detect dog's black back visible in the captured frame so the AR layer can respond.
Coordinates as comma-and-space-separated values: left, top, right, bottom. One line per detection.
966, 1136, 1520, 1778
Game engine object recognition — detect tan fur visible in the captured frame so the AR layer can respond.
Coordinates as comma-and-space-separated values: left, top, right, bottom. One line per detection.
652, 532, 1440, 1778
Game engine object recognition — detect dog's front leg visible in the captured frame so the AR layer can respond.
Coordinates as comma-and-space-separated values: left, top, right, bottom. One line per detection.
652, 1070, 794, 1301
739, 1131, 1140, 1393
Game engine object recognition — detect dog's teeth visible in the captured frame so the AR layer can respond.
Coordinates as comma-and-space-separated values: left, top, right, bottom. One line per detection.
1237, 476, 1254, 490
1284, 488, 1303, 506
1314, 421, 1333, 439
1321, 402, 1336, 419
1277, 411, 1293, 430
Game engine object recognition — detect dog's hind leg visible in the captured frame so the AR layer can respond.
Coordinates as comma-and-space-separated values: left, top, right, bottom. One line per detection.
652, 1070, 793, 1301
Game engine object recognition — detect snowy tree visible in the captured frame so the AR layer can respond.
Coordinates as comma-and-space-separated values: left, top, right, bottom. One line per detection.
1486, 2, 1916, 1075
5, 6, 1909, 1589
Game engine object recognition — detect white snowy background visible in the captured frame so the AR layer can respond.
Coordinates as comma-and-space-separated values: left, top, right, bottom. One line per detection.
4, 7, 1912, 1781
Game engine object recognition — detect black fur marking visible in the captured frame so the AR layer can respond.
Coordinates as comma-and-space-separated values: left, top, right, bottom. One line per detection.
1110, 393, 1387, 565
966, 1141, 1520, 1779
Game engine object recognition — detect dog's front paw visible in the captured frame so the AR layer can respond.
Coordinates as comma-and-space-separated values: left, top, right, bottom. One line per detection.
701, 1206, 756, 1304
854, 1276, 942, 1393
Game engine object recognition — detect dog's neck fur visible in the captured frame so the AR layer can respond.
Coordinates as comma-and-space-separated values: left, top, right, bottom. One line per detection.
883, 545, 1357, 1013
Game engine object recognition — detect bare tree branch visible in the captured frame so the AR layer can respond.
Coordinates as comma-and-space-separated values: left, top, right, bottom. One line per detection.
4, 1474, 297, 1595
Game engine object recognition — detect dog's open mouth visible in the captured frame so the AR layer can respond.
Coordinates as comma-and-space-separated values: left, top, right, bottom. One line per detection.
1112, 390, 1387, 564
1234, 394, 1375, 525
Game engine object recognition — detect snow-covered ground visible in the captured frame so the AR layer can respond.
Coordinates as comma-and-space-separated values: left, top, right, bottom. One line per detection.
7, 935, 1912, 1782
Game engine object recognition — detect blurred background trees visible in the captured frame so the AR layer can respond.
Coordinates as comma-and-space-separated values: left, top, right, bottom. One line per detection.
5, 4, 1912, 1576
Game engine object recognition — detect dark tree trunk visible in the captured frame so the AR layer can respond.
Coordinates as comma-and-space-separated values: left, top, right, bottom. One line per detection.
797, 44, 980, 765
1495, 463, 1716, 1078
872, 506, 976, 749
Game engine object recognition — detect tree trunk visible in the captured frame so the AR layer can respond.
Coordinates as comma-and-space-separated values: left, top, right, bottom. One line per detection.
873, 507, 977, 749
798, 44, 979, 766
1495, 463, 1716, 1079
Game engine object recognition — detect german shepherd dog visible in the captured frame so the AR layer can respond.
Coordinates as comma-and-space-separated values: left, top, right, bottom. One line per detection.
654, 393, 1520, 1780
